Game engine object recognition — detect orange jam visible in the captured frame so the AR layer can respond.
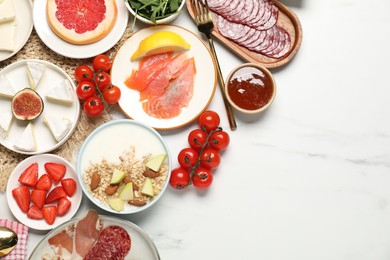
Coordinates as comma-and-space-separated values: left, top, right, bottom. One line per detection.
227, 66, 274, 110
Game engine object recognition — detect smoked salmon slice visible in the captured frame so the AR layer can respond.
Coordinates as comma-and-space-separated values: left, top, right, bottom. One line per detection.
142, 57, 196, 119
124, 52, 173, 91
139, 52, 188, 102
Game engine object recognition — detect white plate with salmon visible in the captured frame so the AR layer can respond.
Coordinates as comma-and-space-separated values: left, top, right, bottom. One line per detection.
111, 25, 217, 130
29, 210, 160, 259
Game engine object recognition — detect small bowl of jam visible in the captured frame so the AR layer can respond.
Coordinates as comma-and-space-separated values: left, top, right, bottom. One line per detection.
225, 63, 276, 114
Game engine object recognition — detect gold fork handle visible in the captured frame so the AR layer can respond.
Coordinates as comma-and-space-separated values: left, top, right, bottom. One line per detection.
207, 38, 237, 131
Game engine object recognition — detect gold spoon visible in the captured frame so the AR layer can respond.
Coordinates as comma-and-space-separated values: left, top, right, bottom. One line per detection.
0, 227, 18, 257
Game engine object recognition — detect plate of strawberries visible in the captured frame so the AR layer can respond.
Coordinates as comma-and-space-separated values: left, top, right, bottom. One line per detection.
6, 154, 82, 230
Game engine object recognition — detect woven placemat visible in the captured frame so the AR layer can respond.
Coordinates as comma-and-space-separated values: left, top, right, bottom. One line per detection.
0, 23, 134, 192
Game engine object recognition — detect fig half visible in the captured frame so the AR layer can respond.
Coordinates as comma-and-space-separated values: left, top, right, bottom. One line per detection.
11, 88, 44, 121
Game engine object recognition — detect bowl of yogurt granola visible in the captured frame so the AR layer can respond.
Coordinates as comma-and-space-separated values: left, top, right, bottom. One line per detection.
77, 119, 172, 214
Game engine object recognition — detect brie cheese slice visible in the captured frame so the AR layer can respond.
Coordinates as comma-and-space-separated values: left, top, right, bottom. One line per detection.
0, 74, 15, 98
45, 79, 74, 104
43, 115, 72, 142
14, 122, 37, 152
26, 62, 46, 89
0, 0, 15, 24
0, 20, 15, 52
0, 111, 13, 137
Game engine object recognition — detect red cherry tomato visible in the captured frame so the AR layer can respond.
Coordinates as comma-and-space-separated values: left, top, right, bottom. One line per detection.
74, 65, 94, 83
93, 54, 112, 72
178, 148, 199, 170
192, 168, 213, 189
169, 167, 191, 189
76, 81, 96, 101
200, 148, 221, 170
188, 129, 208, 152
95, 72, 111, 91
103, 85, 121, 104
209, 130, 230, 151
198, 110, 220, 133
84, 96, 104, 117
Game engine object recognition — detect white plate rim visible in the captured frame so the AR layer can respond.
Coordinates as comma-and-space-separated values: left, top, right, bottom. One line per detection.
28, 213, 161, 259
6, 154, 83, 231
32, 0, 129, 59
77, 119, 172, 215
0, 0, 33, 62
0, 58, 80, 155
111, 24, 217, 130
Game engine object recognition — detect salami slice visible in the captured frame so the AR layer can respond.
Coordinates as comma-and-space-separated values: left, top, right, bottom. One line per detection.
242, 0, 260, 25
215, 0, 240, 17
84, 225, 131, 260
217, 16, 251, 41
206, 0, 227, 9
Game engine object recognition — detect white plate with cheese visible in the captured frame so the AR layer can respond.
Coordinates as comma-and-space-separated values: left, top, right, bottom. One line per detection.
32, 0, 129, 59
0, 59, 80, 155
0, 0, 33, 62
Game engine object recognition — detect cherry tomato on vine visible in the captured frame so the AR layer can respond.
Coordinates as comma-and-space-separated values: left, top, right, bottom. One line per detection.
169, 167, 191, 189
198, 110, 220, 133
178, 148, 199, 170
95, 72, 111, 91
103, 85, 121, 104
84, 96, 104, 117
76, 81, 96, 101
209, 130, 230, 151
93, 54, 112, 72
200, 148, 221, 170
192, 168, 213, 189
74, 65, 94, 83
188, 129, 208, 152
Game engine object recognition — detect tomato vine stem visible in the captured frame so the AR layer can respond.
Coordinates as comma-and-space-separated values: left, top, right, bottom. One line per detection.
187, 126, 222, 185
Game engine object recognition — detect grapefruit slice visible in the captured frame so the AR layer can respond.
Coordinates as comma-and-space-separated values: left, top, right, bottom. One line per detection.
46, 0, 118, 45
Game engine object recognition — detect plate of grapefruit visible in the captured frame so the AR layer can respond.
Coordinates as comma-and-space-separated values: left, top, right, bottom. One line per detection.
111, 25, 217, 130
32, 0, 129, 58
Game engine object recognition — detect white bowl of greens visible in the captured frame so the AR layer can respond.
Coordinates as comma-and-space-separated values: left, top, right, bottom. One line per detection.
125, 0, 185, 25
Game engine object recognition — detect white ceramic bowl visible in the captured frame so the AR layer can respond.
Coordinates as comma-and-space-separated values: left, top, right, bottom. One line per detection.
225, 63, 276, 115
77, 119, 172, 214
6, 154, 82, 230
125, 0, 185, 25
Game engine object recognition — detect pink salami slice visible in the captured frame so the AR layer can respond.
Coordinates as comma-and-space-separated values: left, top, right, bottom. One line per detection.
248, 26, 277, 52
223, 0, 247, 19
252, 1, 277, 30
206, 0, 227, 9
260, 3, 279, 30
235, 27, 258, 44
215, 0, 240, 17
84, 226, 131, 260
248, 0, 266, 27
261, 26, 281, 53
269, 29, 291, 58
218, 16, 251, 41
242, 0, 260, 25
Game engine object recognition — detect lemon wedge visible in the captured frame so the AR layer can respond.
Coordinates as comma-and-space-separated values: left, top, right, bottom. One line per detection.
131, 31, 191, 60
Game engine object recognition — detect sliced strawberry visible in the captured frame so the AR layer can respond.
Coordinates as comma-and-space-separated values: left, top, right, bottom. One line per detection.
57, 198, 71, 216
61, 178, 77, 197
18, 163, 38, 187
12, 186, 30, 213
31, 189, 47, 209
27, 205, 43, 220
45, 162, 66, 183
45, 186, 67, 203
42, 206, 57, 225
35, 174, 52, 191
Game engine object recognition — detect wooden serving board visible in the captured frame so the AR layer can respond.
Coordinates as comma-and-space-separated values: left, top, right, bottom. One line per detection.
185, 0, 303, 69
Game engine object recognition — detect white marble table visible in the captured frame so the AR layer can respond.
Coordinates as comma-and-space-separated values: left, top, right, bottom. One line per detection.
2, 0, 390, 259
